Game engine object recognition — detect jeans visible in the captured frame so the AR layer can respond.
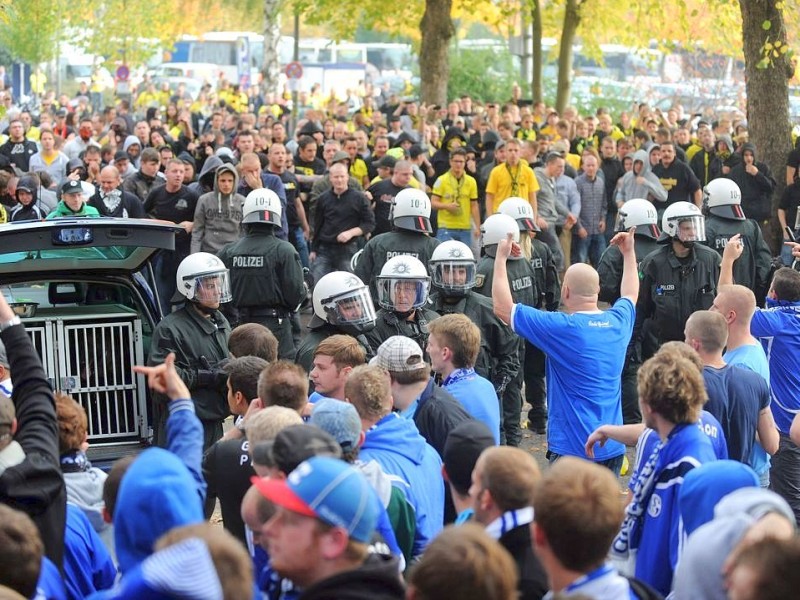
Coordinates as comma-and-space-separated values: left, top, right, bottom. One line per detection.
311, 242, 357, 282
780, 242, 796, 267
548, 450, 624, 477
291, 226, 310, 269
436, 227, 473, 246
572, 232, 607, 267
537, 225, 564, 271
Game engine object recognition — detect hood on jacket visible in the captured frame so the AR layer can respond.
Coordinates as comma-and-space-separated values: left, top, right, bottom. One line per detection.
647, 144, 661, 168
631, 149, 650, 175
678, 460, 759, 537
441, 127, 467, 151
65, 157, 86, 177
123, 135, 141, 153
16, 174, 39, 204
362, 413, 427, 466
197, 155, 223, 191
717, 134, 735, 154
114, 448, 204, 574
212, 163, 241, 212
740, 141, 757, 160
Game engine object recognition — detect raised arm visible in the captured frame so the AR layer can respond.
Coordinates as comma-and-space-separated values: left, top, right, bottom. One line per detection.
492, 232, 519, 325
719, 233, 743, 287
610, 228, 639, 304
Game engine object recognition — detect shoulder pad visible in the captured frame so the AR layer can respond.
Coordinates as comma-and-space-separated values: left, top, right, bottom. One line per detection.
475, 274, 486, 288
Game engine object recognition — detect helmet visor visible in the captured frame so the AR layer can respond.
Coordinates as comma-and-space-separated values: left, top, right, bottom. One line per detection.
377, 278, 430, 311
324, 287, 376, 330
193, 271, 232, 305
670, 215, 706, 243
431, 261, 476, 295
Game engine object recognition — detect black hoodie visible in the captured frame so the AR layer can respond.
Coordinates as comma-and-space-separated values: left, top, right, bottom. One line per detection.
298, 554, 404, 600
726, 142, 776, 221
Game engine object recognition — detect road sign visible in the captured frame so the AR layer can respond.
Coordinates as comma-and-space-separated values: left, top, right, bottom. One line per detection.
115, 65, 130, 81
285, 61, 303, 80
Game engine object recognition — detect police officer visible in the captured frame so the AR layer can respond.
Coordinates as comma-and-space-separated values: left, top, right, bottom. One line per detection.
354, 187, 440, 302
497, 197, 560, 434
365, 255, 441, 352
597, 198, 661, 424
148, 252, 232, 450
701, 178, 773, 299
636, 201, 721, 361
295, 271, 377, 373
475, 214, 537, 446
217, 188, 305, 360
428, 240, 520, 406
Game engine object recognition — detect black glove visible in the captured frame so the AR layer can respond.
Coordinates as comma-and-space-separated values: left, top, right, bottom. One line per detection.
197, 356, 228, 389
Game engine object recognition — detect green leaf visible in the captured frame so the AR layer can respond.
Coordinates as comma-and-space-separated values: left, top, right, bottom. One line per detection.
762, 19, 772, 30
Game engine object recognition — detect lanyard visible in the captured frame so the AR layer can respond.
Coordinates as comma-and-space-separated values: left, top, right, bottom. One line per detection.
448, 172, 464, 202
506, 163, 521, 195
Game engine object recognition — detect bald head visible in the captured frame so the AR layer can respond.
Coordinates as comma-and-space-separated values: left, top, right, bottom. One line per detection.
563, 263, 600, 302
685, 310, 728, 354
715, 284, 756, 325
99, 166, 121, 193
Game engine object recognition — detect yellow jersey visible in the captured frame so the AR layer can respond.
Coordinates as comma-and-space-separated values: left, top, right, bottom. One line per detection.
486, 162, 539, 209
432, 171, 478, 230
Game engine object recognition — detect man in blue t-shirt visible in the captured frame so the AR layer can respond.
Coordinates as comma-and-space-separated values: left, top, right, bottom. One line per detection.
426, 314, 500, 444
492, 228, 639, 473
684, 310, 779, 465
722, 236, 800, 522
713, 283, 773, 487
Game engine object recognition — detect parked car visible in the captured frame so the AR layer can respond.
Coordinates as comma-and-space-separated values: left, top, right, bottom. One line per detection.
0, 218, 181, 467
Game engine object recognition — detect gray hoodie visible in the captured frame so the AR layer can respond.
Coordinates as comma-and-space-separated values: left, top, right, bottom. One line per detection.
672, 488, 796, 600
615, 149, 668, 205
191, 163, 245, 254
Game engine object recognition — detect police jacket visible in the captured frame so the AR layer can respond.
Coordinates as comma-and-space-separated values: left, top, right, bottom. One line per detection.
636, 242, 720, 352
531, 237, 560, 311
355, 230, 440, 301
412, 378, 473, 458
475, 249, 540, 308
366, 307, 441, 354
295, 323, 375, 373
217, 227, 305, 313
428, 290, 519, 396
703, 215, 773, 296
148, 305, 231, 422
598, 235, 660, 303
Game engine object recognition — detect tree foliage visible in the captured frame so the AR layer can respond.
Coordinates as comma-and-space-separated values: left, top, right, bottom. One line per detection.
0, 0, 65, 64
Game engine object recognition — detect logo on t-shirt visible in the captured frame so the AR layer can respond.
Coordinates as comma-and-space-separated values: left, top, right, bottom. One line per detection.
648, 494, 662, 518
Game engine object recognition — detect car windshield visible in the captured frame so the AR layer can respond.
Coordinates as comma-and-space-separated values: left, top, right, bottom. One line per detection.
0, 245, 136, 266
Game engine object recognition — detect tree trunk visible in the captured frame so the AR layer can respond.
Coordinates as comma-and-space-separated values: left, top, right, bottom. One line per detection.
555, 0, 582, 113
262, 0, 282, 96
419, 0, 454, 106
531, 0, 543, 103
739, 0, 792, 250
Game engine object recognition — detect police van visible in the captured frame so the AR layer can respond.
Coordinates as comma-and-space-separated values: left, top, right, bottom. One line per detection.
0, 218, 180, 466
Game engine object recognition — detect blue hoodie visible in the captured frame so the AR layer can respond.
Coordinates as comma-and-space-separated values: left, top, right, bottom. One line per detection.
114, 401, 206, 574
359, 413, 444, 556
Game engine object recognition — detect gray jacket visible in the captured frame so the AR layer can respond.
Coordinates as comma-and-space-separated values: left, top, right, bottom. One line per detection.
615, 149, 668, 205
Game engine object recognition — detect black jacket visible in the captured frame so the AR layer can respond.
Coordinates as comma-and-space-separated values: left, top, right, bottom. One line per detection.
298, 553, 405, 600
295, 323, 375, 374
726, 143, 776, 222
703, 215, 773, 296
499, 525, 549, 600
636, 243, 721, 359
412, 378, 473, 458
0, 323, 67, 568
202, 437, 252, 545
366, 307, 440, 357
355, 230, 440, 304
312, 187, 375, 251
89, 188, 146, 219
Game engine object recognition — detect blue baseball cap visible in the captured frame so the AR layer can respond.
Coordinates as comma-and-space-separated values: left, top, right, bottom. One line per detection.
251, 456, 378, 543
